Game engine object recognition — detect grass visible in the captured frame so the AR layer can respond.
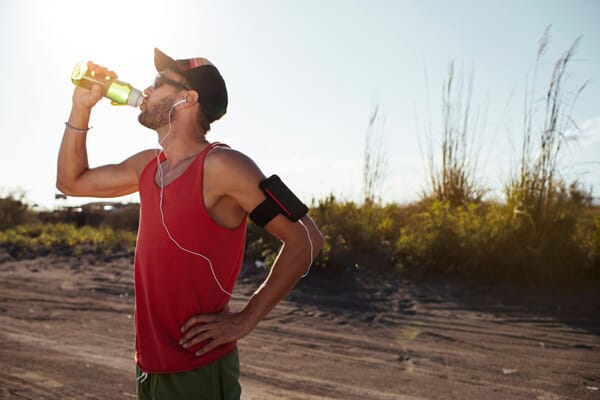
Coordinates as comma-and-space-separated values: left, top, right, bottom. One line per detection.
0, 222, 136, 258
506, 26, 589, 235
395, 197, 599, 284
304, 196, 600, 284
419, 61, 487, 206
363, 105, 388, 203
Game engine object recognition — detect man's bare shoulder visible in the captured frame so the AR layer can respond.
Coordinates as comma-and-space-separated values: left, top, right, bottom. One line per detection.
204, 145, 266, 196
205, 146, 263, 176
131, 148, 158, 162
125, 149, 159, 177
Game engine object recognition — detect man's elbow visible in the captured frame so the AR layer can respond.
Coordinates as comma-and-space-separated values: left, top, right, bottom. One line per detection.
56, 178, 79, 197
56, 179, 69, 196
287, 225, 324, 259
56, 168, 73, 195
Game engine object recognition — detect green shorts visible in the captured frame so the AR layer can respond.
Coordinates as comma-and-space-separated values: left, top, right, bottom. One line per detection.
135, 347, 241, 400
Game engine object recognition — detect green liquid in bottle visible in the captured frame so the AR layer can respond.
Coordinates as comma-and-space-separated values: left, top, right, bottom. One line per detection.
71, 62, 143, 108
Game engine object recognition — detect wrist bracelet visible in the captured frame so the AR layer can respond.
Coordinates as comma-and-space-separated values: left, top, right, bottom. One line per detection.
65, 122, 93, 133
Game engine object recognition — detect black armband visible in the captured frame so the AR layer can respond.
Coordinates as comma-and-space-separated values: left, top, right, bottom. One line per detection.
249, 175, 308, 227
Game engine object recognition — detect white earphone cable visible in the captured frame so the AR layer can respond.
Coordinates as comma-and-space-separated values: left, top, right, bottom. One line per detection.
154, 101, 314, 298
155, 103, 233, 297
298, 219, 314, 277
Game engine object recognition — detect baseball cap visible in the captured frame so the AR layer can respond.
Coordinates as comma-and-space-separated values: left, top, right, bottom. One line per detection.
154, 48, 228, 123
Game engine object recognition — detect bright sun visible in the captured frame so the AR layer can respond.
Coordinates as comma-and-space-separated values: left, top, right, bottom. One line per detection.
37, 0, 165, 70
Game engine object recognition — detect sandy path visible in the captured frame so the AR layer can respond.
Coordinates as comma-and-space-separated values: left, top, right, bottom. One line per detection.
0, 254, 599, 399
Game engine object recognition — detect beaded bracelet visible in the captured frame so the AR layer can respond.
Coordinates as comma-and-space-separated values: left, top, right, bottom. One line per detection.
64, 121, 93, 133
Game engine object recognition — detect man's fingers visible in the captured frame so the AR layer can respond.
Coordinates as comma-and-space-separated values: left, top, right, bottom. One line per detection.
196, 338, 226, 356
181, 307, 231, 333
178, 311, 245, 356
180, 314, 218, 333
86, 61, 118, 79
181, 330, 213, 349
179, 323, 213, 345
180, 324, 230, 351
180, 315, 206, 333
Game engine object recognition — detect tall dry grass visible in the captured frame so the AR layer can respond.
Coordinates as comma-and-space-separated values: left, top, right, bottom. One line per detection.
362, 105, 388, 204
506, 26, 590, 232
420, 61, 487, 205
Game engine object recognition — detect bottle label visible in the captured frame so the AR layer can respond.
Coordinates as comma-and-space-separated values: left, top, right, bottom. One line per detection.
106, 81, 131, 105
71, 62, 140, 107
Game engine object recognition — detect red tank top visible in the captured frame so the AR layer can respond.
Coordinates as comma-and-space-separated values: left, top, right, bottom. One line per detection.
134, 143, 247, 373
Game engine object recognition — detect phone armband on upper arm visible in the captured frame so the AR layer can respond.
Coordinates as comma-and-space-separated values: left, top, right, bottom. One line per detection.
249, 175, 308, 228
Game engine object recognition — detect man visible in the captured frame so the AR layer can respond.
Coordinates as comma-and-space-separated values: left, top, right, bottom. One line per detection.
57, 48, 324, 399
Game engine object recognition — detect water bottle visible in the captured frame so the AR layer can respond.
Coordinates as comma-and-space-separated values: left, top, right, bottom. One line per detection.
71, 62, 144, 108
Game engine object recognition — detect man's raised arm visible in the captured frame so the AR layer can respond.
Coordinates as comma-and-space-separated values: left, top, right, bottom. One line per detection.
57, 62, 152, 198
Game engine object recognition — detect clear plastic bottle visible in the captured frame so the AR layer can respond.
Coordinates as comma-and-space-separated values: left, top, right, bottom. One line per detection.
71, 62, 144, 108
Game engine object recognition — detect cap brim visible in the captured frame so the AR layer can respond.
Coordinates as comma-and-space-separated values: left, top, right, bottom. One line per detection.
154, 48, 180, 73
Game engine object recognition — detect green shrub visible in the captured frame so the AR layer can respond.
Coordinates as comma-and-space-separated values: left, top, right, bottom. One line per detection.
574, 207, 600, 279
394, 198, 599, 284
240, 191, 599, 285
0, 223, 136, 258
395, 200, 500, 279
306, 196, 427, 271
2, 195, 598, 286
0, 193, 37, 229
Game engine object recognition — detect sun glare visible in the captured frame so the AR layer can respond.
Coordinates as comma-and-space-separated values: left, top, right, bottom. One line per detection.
36, 0, 166, 68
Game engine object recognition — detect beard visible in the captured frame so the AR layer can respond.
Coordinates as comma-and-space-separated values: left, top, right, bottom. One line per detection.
138, 95, 177, 130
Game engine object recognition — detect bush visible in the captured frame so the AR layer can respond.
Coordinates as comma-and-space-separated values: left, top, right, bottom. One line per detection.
308, 195, 398, 271
0, 193, 37, 229
0, 223, 136, 258
396, 200, 501, 279
1, 196, 598, 285
241, 191, 599, 285
394, 197, 599, 284
574, 206, 600, 279
243, 195, 408, 272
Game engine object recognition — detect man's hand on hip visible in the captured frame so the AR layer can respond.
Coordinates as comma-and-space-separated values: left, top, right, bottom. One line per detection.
179, 308, 256, 356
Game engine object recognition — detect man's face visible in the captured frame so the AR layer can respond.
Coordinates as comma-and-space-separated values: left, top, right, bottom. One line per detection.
138, 70, 189, 130
138, 94, 176, 130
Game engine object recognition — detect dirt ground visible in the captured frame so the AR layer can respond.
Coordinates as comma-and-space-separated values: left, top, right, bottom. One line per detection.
0, 252, 599, 399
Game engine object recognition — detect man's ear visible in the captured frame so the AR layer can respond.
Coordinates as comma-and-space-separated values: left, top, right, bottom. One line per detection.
184, 90, 199, 105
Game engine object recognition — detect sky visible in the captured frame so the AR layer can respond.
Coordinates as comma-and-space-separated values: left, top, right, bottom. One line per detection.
0, 0, 599, 209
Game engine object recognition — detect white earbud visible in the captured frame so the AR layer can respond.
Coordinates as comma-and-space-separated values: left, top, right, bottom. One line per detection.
172, 98, 187, 107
